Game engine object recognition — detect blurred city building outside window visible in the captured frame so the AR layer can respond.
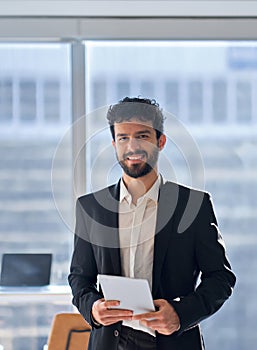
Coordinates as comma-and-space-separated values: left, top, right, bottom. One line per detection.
0, 43, 73, 350
0, 79, 13, 122
44, 80, 61, 123
212, 79, 227, 122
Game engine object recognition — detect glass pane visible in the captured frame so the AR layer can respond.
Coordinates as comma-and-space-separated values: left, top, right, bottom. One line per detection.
188, 80, 203, 122
92, 80, 107, 110
0, 43, 73, 350
236, 80, 252, 122
116, 81, 130, 100
0, 79, 13, 121
212, 79, 227, 122
165, 80, 179, 117
140, 80, 154, 97
20, 80, 36, 121
44, 80, 60, 122
84, 40, 257, 350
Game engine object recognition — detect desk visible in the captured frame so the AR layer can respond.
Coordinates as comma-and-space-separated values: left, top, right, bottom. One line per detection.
0, 285, 72, 304
0, 285, 74, 350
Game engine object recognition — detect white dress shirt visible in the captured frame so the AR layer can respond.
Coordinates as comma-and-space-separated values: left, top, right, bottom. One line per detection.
119, 175, 161, 336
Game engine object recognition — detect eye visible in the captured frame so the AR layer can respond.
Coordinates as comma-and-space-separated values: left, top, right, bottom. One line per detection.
137, 134, 149, 139
118, 136, 128, 142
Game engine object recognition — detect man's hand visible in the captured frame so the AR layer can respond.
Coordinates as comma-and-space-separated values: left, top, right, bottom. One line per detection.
92, 298, 133, 326
132, 299, 180, 335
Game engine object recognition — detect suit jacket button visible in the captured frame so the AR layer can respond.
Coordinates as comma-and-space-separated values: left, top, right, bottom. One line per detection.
114, 330, 119, 337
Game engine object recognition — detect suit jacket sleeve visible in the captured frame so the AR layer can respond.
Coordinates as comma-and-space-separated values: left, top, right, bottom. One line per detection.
169, 192, 236, 333
68, 198, 103, 328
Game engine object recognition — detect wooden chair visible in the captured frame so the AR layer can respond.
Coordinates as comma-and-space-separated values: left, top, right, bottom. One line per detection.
46, 313, 91, 350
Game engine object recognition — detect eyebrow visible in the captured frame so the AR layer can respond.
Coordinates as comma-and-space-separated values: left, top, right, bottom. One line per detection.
116, 130, 152, 138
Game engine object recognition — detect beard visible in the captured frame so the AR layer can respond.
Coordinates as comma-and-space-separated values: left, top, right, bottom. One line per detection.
117, 148, 159, 178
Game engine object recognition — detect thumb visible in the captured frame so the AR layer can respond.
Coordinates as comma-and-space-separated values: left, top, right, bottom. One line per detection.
153, 299, 166, 308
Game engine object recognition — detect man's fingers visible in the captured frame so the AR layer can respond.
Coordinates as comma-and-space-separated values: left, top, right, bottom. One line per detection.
140, 318, 157, 328
95, 299, 133, 323
94, 298, 105, 305
99, 308, 134, 326
104, 308, 133, 317
103, 300, 121, 309
92, 298, 133, 326
102, 314, 132, 326
132, 311, 156, 321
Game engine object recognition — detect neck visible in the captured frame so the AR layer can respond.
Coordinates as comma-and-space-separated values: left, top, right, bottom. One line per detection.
122, 169, 159, 205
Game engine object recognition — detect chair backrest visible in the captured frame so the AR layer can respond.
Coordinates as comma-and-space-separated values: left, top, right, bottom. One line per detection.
47, 313, 91, 350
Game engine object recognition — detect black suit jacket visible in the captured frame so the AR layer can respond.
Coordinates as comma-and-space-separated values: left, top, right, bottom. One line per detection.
68, 180, 236, 350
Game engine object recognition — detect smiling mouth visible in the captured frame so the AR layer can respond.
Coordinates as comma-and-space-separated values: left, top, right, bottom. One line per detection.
127, 154, 145, 161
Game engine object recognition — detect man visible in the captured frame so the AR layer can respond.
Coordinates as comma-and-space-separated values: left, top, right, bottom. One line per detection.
68, 97, 236, 350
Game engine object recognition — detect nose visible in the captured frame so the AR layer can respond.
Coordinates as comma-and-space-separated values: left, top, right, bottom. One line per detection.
127, 137, 141, 152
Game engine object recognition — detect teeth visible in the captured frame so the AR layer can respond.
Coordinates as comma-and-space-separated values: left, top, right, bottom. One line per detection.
128, 156, 143, 160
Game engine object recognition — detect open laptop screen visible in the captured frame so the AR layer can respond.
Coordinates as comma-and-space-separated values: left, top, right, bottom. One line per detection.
0, 253, 52, 286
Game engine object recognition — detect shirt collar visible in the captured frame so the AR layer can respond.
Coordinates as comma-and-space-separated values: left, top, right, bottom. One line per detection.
119, 174, 161, 205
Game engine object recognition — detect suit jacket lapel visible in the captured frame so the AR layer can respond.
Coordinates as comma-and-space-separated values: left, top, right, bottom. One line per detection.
107, 181, 122, 275
152, 181, 179, 297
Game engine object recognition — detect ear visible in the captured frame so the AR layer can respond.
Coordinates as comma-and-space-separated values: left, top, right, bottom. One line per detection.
112, 139, 116, 149
158, 134, 166, 151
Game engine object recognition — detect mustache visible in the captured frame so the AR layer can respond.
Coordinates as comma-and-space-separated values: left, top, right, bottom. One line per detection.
123, 150, 147, 160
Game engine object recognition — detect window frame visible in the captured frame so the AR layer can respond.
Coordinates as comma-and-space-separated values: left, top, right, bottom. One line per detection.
0, 7, 257, 348
1, 2, 257, 254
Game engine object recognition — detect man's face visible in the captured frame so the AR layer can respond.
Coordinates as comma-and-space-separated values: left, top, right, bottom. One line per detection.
112, 119, 166, 178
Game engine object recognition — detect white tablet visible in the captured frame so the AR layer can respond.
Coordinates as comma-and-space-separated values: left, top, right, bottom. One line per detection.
98, 274, 155, 315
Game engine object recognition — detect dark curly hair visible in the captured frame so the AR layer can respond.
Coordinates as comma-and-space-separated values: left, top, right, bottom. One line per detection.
106, 97, 165, 140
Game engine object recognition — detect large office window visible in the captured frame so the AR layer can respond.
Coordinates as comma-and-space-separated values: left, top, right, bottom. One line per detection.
84, 40, 257, 350
1, 37, 256, 350
0, 43, 73, 350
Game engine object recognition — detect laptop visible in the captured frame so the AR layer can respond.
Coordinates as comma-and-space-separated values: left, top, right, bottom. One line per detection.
0, 253, 52, 287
